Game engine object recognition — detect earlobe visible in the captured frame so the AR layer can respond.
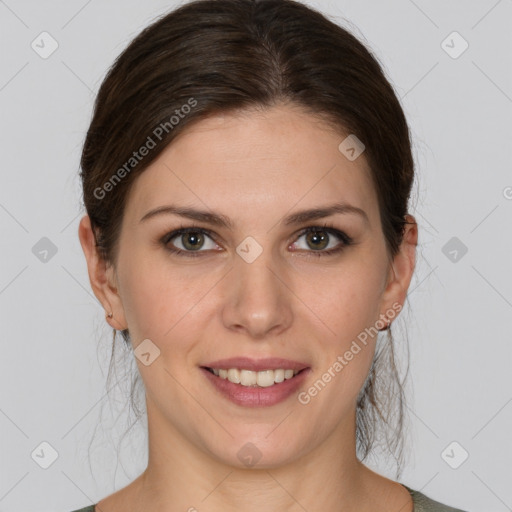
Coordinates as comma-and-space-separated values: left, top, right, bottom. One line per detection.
78, 214, 127, 330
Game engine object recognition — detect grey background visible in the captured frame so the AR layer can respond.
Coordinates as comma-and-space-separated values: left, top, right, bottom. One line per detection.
1, 0, 511, 511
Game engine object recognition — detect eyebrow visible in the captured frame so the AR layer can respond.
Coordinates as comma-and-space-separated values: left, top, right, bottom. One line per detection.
139, 201, 369, 228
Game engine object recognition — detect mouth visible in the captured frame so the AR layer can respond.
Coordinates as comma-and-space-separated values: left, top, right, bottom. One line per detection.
201, 366, 308, 387
199, 356, 311, 406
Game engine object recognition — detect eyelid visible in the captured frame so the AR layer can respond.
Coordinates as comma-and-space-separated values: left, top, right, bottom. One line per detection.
295, 224, 352, 244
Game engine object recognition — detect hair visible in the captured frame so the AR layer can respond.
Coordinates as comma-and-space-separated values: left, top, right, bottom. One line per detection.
79, 0, 417, 479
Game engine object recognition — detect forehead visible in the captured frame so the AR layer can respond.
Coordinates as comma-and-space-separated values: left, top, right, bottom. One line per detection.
125, 104, 379, 227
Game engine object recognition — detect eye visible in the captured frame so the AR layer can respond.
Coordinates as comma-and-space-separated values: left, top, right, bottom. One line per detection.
160, 223, 353, 258
161, 226, 219, 257
290, 224, 353, 257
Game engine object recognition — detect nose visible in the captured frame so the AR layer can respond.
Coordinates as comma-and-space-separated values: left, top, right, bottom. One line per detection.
221, 247, 293, 339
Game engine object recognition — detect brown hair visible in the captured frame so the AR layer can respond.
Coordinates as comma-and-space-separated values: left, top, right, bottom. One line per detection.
80, 0, 416, 477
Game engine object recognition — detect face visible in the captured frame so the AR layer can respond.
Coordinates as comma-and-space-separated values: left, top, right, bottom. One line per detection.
80, 103, 416, 470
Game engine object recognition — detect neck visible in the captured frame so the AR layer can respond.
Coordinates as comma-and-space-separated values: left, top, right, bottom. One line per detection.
132, 398, 373, 512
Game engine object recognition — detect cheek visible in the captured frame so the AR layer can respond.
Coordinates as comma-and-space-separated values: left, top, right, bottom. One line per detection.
298, 260, 385, 396
117, 250, 220, 344
301, 263, 384, 341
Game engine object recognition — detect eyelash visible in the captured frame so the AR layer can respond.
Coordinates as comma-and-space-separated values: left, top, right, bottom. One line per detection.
160, 223, 353, 259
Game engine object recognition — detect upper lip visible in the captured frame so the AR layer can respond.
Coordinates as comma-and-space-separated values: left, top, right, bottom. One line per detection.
202, 357, 310, 372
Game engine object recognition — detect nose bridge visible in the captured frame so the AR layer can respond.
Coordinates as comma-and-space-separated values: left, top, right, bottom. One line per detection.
221, 238, 293, 337
236, 243, 281, 295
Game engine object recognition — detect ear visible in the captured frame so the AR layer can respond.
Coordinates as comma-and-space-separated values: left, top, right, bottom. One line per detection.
78, 214, 127, 330
378, 214, 418, 326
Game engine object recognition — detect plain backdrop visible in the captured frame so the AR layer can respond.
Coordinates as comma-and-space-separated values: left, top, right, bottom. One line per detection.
1, 1, 511, 511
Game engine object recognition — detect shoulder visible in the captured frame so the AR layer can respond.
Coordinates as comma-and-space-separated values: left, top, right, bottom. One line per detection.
69, 506, 95, 512
403, 485, 467, 512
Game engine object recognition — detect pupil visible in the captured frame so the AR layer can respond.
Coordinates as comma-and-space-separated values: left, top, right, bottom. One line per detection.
184, 232, 203, 250
308, 230, 328, 250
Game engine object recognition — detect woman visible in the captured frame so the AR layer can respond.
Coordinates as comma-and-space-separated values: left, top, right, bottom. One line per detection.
74, 0, 466, 510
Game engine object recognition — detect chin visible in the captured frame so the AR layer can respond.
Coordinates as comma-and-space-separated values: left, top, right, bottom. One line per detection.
208, 432, 305, 470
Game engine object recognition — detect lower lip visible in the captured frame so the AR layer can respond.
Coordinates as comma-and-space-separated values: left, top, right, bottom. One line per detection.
200, 367, 311, 407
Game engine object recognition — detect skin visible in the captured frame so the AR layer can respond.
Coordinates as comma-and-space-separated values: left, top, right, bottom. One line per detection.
79, 103, 417, 512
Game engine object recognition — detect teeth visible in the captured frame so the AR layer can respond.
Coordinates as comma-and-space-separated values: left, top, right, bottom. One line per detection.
210, 368, 300, 387
240, 369, 257, 386
227, 368, 240, 383
274, 369, 285, 383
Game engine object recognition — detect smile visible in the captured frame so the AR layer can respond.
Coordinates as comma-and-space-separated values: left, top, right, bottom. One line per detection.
200, 366, 311, 407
